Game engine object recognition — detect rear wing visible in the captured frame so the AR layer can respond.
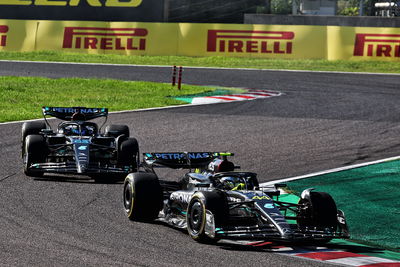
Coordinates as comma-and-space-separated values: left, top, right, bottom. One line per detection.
42, 107, 108, 121
143, 152, 233, 169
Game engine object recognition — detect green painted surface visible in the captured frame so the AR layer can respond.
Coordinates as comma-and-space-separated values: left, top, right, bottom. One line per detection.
274, 193, 300, 224
287, 159, 400, 252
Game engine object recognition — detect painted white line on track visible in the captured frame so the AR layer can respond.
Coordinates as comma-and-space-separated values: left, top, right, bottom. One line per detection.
0, 98, 254, 126
260, 155, 400, 186
1, 59, 399, 76
0, 89, 281, 126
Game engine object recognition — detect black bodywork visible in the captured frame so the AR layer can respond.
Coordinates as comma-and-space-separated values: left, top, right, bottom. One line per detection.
22, 107, 139, 180
123, 152, 350, 243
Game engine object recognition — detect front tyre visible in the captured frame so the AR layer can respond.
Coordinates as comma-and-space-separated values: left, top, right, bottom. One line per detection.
297, 191, 338, 244
21, 121, 46, 158
186, 191, 227, 243
123, 173, 163, 221
23, 134, 47, 177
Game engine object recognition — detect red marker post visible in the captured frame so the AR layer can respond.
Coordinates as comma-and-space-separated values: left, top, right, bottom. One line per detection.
177, 66, 183, 90
172, 65, 177, 86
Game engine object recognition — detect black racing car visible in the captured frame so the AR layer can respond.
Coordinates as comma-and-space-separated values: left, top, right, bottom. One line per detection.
22, 107, 139, 182
123, 152, 349, 243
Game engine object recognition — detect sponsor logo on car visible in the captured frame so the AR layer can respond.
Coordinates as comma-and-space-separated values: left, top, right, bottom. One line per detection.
207, 30, 295, 54
73, 139, 90, 144
0, 25, 8, 47
47, 107, 104, 114
170, 191, 192, 204
252, 196, 271, 200
353, 33, 400, 57
62, 27, 148, 51
264, 203, 275, 209
0, 0, 142, 7
153, 152, 211, 160
227, 197, 242, 202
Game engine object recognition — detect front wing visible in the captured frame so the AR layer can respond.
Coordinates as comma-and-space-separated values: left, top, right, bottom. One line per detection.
159, 207, 349, 242
28, 162, 131, 175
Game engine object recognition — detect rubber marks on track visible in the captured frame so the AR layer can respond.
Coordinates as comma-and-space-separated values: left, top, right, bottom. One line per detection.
191, 89, 281, 104
220, 240, 400, 267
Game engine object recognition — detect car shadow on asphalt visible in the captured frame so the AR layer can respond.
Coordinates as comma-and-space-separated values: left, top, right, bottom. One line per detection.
33, 174, 124, 184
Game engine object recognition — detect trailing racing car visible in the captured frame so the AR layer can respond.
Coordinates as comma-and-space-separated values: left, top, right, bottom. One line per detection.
22, 107, 139, 181
123, 152, 349, 243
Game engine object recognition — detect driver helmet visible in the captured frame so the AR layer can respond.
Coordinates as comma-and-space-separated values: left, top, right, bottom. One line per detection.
62, 124, 80, 135
61, 123, 95, 136
219, 176, 246, 190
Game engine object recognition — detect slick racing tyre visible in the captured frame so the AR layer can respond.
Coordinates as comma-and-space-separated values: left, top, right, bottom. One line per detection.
297, 191, 338, 243
186, 191, 228, 243
23, 134, 47, 177
118, 137, 139, 171
105, 124, 130, 138
21, 121, 46, 158
123, 173, 163, 221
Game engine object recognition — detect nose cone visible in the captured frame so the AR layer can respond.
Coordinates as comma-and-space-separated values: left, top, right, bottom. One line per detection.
73, 139, 90, 173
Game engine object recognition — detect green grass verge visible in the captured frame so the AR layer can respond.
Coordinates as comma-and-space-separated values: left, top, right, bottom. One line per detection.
286, 159, 400, 252
1, 51, 399, 74
0, 76, 220, 122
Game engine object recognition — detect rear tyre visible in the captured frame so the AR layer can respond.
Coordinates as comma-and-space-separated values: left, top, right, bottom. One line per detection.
123, 173, 163, 221
118, 137, 139, 171
23, 134, 47, 177
186, 191, 228, 243
105, 124, 129, 138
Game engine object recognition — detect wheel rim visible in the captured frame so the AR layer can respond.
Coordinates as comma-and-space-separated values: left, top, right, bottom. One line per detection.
189, 201, 203, 234
124, 182, 134, 212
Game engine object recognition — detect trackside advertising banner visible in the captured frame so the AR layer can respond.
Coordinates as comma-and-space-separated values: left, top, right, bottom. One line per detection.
328, 26, 400, 60
0, 0, 163, 22
0, 20, 399, 61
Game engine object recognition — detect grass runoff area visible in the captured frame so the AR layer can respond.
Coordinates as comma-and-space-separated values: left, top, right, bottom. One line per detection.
1, 50, 400, 74
0, 76, 229, 122
287, 159, 400, 254
0, 51, 398, 122
1, 52, 400, 256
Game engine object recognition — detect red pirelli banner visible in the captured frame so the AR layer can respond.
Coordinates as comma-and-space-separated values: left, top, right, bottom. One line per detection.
0, 20, 399, 61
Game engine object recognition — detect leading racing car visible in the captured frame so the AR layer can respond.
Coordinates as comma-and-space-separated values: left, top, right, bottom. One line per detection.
22, 107, 139, 182
123, 152, 349, 243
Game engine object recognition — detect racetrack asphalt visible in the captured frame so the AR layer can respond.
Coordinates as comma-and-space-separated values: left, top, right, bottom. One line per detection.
0, 61, 400, 266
